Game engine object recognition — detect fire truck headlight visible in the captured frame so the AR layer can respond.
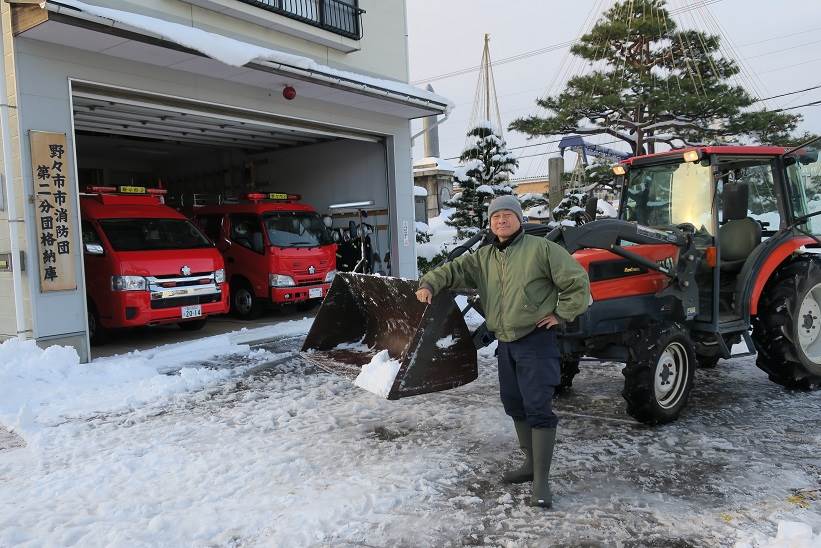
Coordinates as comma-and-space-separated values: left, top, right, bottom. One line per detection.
112, 275, 147, 291
269, 273, 296, 287
214, 269, 225, 284
324, 270, 337, 283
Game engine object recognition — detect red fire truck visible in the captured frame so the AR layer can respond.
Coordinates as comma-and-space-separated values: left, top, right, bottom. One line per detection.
80, 186, 230, 344
193, 193, 337, 319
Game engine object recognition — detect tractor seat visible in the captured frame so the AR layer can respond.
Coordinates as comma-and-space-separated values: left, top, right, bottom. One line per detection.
718, 182, 762, 272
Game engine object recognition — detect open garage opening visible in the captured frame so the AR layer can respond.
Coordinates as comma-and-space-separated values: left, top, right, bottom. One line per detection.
70, 84, 392, 358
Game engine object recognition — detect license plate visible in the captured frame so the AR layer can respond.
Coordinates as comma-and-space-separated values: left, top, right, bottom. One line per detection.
309, 287, 322, 299
181, 305, 202, 319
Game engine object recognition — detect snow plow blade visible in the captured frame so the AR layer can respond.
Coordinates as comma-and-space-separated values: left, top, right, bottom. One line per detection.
300, 273, 478, 399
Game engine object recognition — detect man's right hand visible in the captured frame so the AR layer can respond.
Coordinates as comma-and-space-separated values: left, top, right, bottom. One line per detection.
415, 287, 433, 304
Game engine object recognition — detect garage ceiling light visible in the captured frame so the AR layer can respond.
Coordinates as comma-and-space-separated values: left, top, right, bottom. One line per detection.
328, 200, 375, 209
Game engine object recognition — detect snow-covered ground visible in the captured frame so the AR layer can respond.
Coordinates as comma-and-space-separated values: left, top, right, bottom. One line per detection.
1, 321, 820, 547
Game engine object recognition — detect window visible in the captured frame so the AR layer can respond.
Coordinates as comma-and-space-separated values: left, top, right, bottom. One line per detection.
82, 221, 104, 253
230, 214, 266, 254
263, 211, 332, 247
785, 141, 821, 235
624, 161, 715, 234
196, 215, 224, 243
725, 163, 780, 231
98, 218, 212, 252
238, 0, 362, 40
414, 197, 427, 224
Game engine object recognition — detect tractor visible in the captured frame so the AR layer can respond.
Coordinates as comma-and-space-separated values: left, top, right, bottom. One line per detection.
302, 138, 821, 425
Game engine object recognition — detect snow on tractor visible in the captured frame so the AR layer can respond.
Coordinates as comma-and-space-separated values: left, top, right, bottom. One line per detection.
302, 138, 821, 425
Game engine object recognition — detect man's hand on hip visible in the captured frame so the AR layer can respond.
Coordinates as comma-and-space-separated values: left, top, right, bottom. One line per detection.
416, 287, 433, 304
537, 314, 560, 329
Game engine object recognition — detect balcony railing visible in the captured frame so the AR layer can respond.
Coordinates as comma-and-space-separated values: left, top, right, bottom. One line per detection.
237, 0, 364, 40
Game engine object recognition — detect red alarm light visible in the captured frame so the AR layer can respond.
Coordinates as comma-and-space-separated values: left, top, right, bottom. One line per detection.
283, 85, 296, 100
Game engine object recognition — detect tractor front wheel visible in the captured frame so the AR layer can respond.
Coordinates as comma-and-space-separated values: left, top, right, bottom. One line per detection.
622, 324, 696, 425
753, 258, 821, 390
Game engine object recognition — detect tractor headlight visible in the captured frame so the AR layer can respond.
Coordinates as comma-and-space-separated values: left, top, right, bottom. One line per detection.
214, 268, 225, 284
112, 275, 147, 291
324, 270, 337, 283
270, 273, 296, 287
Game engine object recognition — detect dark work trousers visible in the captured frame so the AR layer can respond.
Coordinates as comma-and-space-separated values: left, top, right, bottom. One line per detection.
497, 327, 561, 428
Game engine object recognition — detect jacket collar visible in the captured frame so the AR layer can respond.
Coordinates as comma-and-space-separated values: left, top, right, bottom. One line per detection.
492, 227, 524, 251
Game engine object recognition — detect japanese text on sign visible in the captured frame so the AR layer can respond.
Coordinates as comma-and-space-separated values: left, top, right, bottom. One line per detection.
30, 131, 76, 292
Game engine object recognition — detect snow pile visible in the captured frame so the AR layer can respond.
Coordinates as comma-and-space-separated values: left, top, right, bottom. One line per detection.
736, 521, 821, 548
416, 207, 460, 261
413, 185, 428, 197
353, 349, 401, 398
0, 318, 313, 438
55, 0, 452, 111
435, 335, 458, 349
597, 198, 618, 218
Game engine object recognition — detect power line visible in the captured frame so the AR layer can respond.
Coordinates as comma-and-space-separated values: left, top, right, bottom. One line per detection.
745, 38, 821, 61
773, 99, 821, 113
752, 84, 821, 103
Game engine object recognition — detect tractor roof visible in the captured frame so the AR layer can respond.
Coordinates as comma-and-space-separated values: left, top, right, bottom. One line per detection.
623, 146, 788, 167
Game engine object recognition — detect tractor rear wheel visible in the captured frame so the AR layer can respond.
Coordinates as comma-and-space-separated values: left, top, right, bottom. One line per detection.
622, 324, 696, 425
554, 357, 580, 395
752, 258, 821, 390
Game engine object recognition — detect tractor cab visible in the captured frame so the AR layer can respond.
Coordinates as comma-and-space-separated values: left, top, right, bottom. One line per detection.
615, 140, 821, 362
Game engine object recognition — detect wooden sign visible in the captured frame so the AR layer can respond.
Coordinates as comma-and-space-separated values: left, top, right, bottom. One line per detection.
29, 131, 76, 292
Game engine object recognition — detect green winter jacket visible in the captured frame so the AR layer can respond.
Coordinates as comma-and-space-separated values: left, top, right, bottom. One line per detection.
420, 232, 590, 342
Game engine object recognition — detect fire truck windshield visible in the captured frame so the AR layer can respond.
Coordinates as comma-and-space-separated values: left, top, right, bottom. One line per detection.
263, 211, 333, 248
99, 218, 213, 252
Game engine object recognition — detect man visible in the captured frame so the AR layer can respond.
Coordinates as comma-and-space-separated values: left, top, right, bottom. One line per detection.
416, 195, 590, 508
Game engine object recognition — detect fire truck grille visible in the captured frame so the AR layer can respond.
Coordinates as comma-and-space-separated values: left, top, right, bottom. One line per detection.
297, 277, 325, 287
150, 294, 221, 310
151, 273, 213, 288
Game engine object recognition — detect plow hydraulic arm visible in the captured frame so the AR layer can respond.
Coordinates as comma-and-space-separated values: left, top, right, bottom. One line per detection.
550, 219, 704, 320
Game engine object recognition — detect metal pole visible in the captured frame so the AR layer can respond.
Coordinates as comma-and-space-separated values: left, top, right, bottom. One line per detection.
484, 34, 490, 122
548, 156, 564, 213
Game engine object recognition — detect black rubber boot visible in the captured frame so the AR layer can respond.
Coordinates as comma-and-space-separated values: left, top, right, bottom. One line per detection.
530, 427, 557, 508
502, 420, 533, 483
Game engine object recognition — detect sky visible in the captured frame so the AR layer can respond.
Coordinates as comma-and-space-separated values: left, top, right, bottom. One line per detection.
406, 0, 821, 178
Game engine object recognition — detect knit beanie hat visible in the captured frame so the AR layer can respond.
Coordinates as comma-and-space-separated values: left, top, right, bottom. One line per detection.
487, 195, 524, 224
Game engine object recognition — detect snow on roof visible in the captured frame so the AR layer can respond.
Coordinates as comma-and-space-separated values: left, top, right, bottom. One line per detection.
413, 156, 456, 173
52, 0, 453, 113
413, 185, 428, 197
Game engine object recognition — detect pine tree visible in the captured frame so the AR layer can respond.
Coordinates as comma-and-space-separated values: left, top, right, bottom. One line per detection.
446, 122, 519, 239
510, 0, 801, 154
552, 192, 590, 225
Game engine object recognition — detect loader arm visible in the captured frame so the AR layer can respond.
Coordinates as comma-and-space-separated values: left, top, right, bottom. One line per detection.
550, 219, 704, 320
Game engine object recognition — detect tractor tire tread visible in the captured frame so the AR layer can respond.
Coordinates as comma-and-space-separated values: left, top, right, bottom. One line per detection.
752, 257, 821, 391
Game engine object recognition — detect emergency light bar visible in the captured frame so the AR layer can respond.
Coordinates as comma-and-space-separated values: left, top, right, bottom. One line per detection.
244, 192, 301, 202
87, 185, 167, 195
